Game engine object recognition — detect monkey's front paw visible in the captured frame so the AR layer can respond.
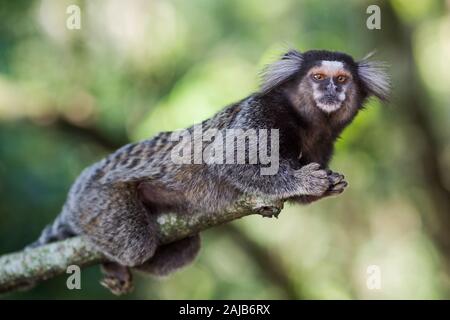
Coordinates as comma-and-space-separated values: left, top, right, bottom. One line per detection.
325, 170, 348, 195
295, 163, 330, 196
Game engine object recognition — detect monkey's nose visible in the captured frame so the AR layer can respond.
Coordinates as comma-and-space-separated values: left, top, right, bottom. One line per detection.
326, 83, 337, 94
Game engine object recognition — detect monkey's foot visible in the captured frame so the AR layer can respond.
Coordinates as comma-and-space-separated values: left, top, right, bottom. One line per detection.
256, 205, 282, 218
100, 262, 134, 295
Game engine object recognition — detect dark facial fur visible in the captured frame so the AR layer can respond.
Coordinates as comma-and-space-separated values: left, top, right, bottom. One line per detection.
260, 49, 389, 164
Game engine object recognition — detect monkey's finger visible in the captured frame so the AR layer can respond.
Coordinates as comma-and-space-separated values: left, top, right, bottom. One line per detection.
328, 172, 345, 185
328, 181, 348, 193
310, 169, 328, 179
303, 162, 321, 171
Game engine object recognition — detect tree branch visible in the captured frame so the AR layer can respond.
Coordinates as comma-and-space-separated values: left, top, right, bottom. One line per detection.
0, 196, 284, 295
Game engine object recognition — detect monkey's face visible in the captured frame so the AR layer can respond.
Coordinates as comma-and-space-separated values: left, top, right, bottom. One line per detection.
261, 49, 390, 118
306, 61, 353, 113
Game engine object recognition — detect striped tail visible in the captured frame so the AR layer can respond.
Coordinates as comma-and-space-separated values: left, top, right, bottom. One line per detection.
27, 210, 76, 249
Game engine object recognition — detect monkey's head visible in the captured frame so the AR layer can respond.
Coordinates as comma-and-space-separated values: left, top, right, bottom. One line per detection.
261, 49, 390, 119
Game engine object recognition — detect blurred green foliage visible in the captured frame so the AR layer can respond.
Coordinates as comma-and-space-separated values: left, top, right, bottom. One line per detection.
0, 0, 449, 299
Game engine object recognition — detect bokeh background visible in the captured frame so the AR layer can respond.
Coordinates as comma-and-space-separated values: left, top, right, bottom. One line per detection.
0, 0, 449, 299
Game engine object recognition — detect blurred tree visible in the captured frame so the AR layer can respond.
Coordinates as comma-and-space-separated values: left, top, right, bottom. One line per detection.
0, 0, 448, 299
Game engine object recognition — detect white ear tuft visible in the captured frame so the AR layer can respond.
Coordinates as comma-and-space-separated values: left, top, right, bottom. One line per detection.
260, 50, 303, 93
357, 53, 390, 101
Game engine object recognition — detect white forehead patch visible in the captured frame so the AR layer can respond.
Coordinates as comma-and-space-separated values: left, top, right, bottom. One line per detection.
319, 60, 344, 74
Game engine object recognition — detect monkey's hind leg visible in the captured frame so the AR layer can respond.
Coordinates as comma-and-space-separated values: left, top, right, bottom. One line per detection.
73, 183, 158, 267
99, 235, 200, 294
134, 234, 201, 277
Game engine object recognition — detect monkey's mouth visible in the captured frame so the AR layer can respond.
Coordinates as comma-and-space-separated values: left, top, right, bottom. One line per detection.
316, 95, 343, 113
321, 94, 340, 104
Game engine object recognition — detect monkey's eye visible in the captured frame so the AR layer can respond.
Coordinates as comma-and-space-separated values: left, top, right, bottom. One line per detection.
336, 75, 348, 83
312, 73, 326, 81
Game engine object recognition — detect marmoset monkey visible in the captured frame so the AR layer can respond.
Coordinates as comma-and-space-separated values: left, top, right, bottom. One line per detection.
29, 49, 389, 293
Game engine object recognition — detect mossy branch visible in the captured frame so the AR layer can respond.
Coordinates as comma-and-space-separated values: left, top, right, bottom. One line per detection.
0, 196, 284, 295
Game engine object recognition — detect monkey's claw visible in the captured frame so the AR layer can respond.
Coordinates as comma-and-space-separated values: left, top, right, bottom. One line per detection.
100, 276, 134, 296
326, 170, 348, 195
328, 181, 348, 194
257, 206, 281, 218
327, 171, 344, 184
